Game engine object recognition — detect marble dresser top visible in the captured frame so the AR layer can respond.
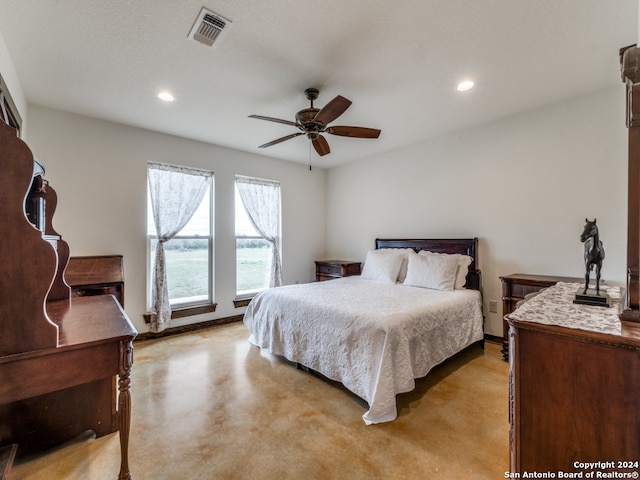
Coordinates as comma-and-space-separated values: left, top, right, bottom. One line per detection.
507, 282, 623, 335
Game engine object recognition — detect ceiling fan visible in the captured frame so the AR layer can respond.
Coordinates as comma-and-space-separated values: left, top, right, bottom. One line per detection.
249, 88, 381, 156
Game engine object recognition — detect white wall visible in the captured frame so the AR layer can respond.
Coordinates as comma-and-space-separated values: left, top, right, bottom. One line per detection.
7, 77, 630, 339
24, 106, 327, 333
326, 87, 628, 337
0, 29, 27, 131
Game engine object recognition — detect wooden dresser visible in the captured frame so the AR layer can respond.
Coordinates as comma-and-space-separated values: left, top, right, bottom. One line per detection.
506, 283, 640, 476
0, 120, 136, 479
315, 260, 361, 281
500, 274, 582, 361
66, 255, 125, 306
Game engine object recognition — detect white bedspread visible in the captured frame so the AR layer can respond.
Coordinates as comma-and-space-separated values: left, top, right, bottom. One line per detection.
243, 277, 484, 424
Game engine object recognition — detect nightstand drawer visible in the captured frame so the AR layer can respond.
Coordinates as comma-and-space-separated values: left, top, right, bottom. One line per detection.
315, 260, 361, 281
318, 263, 342, 275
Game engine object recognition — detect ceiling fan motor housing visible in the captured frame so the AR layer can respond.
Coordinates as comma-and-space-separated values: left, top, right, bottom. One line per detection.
296, 106, 324, 139
296, 108, 321, 129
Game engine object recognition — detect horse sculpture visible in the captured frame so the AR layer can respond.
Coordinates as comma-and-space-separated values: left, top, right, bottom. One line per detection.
580, 218, 605, 295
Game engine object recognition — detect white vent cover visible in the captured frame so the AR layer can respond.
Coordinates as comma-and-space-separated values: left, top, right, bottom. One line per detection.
188, 8, 231, 47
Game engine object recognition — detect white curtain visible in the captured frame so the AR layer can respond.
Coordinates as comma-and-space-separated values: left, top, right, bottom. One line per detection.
236, 176, 282, 288
148, 162, 212, 332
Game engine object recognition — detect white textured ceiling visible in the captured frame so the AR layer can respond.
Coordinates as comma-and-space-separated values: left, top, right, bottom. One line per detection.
0, 0, 637, 168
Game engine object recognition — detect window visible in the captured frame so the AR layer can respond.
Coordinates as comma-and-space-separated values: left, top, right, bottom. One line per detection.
147, 163, 214, 332
235, 176, 282, 297
147, 187, 212, 304
235, 186, 271, 294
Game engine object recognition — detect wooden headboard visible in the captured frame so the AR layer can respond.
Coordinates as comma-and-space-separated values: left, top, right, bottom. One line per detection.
375, 238, 481, 291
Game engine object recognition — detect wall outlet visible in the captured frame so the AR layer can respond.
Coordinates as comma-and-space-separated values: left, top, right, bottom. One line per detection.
489, 300, 498, 313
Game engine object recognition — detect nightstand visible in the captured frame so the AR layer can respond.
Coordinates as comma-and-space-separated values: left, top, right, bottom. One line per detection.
65, 255, 125, 306
500, 273, 582, 361
315, 260, 361, 282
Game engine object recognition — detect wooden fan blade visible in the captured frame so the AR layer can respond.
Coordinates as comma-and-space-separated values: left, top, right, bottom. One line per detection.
249, 115, 298, 127
312, 135, 330, 156
328, 126, 381, 138
314, 95, 352, 125
258, 132, 304, 148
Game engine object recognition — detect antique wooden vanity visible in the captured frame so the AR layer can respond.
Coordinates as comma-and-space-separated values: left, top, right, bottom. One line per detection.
0, 119, 137, 479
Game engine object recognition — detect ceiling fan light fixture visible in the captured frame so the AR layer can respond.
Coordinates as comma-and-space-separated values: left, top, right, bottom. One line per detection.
456, 80, 475, 92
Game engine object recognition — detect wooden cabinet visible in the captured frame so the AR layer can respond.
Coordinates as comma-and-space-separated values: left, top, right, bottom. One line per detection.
315, 260, 361, 281
500, 274, 581, 361
0, 119, 136, 479
507, 312, 640, 475
65, 255, 124, 306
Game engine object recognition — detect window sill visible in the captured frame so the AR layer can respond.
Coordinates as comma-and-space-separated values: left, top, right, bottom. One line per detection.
143, 302, 217, 324
233, 296, 254, 308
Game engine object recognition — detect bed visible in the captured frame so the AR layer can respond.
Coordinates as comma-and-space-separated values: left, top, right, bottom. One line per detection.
243, 238, 484, 424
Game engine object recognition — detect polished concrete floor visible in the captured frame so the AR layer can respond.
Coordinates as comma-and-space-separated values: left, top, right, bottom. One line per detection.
12, 322, 509, 479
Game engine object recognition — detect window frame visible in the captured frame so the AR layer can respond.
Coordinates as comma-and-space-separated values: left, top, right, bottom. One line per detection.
145, 167, 216, 322
234, 176, 280, 301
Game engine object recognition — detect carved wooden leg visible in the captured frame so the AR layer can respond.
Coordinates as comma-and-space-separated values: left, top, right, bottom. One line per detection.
118, 341, 134, 480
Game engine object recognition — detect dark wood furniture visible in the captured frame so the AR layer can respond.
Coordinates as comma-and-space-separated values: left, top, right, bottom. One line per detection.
500, 274, 581, 361
621, 45, 640, 322
376, 237, 481, 290
503, 46, 640, 477
66, 255, 125, 306
315, 260, 361, 281
0, 120, 136, 479
507, 309, 640, 475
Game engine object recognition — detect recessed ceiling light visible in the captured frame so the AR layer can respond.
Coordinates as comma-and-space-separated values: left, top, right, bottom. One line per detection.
157, 91, 175, 102
456, 81, 475, 92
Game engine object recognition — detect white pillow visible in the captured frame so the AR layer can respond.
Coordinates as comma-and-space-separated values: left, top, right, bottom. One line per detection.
375, 248, 416, 283
403, 253, 458, 290
418, 251, 473, 289
360, 250, 404, 284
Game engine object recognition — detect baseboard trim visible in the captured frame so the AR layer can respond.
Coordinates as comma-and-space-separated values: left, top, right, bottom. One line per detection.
136, 314, 244, 342
135, 316, 503, 345
484, 333, 502, 344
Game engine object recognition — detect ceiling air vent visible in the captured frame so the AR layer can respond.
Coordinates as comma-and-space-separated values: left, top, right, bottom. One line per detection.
188, 8, 231, 47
